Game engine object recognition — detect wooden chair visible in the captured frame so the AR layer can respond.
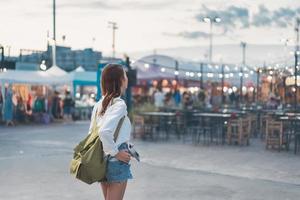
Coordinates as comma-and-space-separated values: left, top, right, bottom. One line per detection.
265, 119, 284, 151
132, 115, 144, 139
227, 117, 250, 146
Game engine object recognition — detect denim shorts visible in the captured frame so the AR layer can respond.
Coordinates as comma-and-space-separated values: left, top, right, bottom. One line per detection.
101, 142, 133, 183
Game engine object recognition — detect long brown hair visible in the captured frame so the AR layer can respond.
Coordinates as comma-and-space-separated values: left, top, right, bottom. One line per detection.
100, 64, 125, 116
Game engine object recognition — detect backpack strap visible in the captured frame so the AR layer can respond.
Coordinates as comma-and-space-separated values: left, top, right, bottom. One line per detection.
113, 116, 125, 142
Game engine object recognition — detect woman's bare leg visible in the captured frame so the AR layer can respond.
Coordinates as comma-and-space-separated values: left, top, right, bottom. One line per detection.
100, 182, 109, 200
106, 181, 128, 200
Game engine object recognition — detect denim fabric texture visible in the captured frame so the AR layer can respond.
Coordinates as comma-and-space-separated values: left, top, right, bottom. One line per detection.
101, 142, 133, 183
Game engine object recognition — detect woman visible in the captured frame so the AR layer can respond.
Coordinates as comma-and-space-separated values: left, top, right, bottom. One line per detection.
88, 64, 133, 200
4, 85, 14, 126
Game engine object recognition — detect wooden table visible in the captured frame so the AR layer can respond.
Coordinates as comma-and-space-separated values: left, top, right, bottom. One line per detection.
139, 112, 177, 140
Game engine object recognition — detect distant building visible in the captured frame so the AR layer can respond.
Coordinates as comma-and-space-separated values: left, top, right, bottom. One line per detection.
18, 45, 102, 72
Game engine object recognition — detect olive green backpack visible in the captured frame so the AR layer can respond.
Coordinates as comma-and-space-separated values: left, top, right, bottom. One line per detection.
69, 108, 125, 184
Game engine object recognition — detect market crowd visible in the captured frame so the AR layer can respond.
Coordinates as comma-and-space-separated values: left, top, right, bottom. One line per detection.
0, 85, 75, 126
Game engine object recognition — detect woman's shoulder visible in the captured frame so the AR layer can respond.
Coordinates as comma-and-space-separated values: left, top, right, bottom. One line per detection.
110, 97, 127, 111
94, 97, 126, 111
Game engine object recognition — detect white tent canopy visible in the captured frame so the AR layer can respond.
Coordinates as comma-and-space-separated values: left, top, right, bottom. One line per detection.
0, 70, 71, 85
46, 65, 68, 76
74, 66, 85, 72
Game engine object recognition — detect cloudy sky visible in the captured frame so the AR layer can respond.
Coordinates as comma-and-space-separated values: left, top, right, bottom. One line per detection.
0, 0, 299, 57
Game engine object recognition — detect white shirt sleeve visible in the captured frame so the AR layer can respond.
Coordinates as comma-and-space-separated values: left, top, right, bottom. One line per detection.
97, 100, 127, 156
87, 104, 97, 135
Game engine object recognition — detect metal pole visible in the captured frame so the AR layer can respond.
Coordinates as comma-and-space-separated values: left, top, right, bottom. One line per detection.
53, 0, 56, 41
200, 63, 204, 89
209, 21, 213, 63
240, 42, 246, 105
108, 22, 118, 58
175, 60, 179, 82
52, 0, 56, 67
294, 18, 300, 110
221, 64, 225, 104
0, 46, 4, 70
256, 69, 260, 103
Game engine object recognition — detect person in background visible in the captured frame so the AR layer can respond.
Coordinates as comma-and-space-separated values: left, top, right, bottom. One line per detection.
182, 91, 193, 110
154, 87, 164, 108
33, 95, 46, 113
63, 90, 74, 121
266, 93, 278, 109
4, 85, 14, 126
16, 96, 26, 123
51, 91, 62, 119
164, 92, 175, 108
173, 88, 181, 107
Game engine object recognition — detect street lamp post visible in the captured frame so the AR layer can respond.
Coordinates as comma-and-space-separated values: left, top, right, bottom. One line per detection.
108, 21, 118, 58
256, 68, 261, 103
294, 18, 300, 110
52, 0, 57, 67
175, 60, 179, 82
240, 42, 247, 105
203, 17, 221, 63
221, 64, 225, 104
0, 46, 4, 71
200, 63, 204, 89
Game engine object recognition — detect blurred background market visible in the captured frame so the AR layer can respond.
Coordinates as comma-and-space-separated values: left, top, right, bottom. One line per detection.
0, 0, 300, 155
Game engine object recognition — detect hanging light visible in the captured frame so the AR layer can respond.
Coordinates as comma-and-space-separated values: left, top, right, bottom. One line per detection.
223, 86, 228, 92
219, 74, 223, 78
174, 70, 179, 75
230, 73, 234, 77
239, 72, 243, 77
190, 72, 195, 77
244, 73, 249, 78
225, 74, 230, 78
269, 70, 273, 75
197, 72, 202, 77
232, 86, 237, 92
186, 72, 190, 76
144, 63, 150, 69
161, 67, 166, 72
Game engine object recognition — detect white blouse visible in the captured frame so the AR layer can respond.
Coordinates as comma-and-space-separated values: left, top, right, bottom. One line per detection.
88, 96, 132, 157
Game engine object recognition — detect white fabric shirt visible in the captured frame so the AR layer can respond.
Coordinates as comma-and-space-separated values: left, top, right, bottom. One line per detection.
88, 96, 131, 157
154, 91, 165, 107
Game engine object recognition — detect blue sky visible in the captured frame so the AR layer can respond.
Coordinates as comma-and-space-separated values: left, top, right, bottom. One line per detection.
0, 0, 299, 57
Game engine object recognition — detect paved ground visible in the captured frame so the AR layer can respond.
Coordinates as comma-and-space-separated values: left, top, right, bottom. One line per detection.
0, 121, 300, 200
